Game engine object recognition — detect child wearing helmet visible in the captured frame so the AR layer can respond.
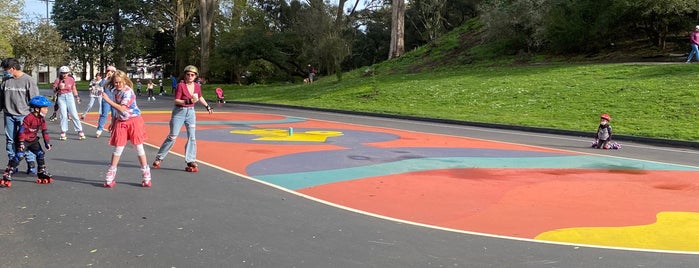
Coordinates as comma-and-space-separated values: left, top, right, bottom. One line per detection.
1, 96, 54, 187
592, 113, 614, 149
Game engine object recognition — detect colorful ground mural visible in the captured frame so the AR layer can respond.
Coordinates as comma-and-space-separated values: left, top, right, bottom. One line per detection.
140, 111, 699, 252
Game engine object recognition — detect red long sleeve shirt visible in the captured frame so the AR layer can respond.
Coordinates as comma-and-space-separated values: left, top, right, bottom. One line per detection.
19, 113, 50, 145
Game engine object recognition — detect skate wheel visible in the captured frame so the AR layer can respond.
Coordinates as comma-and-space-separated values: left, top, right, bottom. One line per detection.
36, 179, 42, 184
141, 180, 152, 187
152, 160, 161, 169
48, 178, 53, 183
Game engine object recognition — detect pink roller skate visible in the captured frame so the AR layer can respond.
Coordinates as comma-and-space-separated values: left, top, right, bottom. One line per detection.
185, 162, 198, 172
152, 158, 162, 169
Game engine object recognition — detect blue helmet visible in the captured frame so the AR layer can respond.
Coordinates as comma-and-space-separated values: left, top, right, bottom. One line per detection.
29, 95, 52, 108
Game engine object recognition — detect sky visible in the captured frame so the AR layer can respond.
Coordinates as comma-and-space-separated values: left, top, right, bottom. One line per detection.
23, 0, 54, 21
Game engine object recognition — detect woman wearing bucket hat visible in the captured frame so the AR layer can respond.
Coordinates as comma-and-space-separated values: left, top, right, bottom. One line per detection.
152, 65, 213, 172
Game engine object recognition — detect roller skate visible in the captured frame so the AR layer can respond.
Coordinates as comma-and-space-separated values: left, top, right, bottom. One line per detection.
103, 167, 117, 188
95, 130, 102, 138
49, 113, 57, 122
152, 158, 162, 169
59, 132, 67, 140
1, 166, 13, 188
185, 162, 199, 172
36, 167, 53, 184
141, 167, 152, 187
78, 131, 86, 140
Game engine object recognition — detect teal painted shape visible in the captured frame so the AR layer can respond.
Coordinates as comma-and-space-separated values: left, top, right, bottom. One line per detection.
255, 155, 699, 190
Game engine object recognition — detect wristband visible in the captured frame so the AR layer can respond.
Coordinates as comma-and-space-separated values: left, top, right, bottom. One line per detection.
206, 105, 212, 112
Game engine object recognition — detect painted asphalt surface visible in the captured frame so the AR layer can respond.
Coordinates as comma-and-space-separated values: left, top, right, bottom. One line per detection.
1, 91, 699, 267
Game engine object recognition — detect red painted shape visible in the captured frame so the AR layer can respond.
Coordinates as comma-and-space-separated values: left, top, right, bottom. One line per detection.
298, 168, 699, 238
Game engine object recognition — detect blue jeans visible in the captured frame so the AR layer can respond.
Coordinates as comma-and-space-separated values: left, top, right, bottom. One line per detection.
4, 113, 36, 165
688, 44, 699, 62
57, 93, 83, 133
97, 90, 114, 132
82, 95, 102, 116
155, 107, 197, 163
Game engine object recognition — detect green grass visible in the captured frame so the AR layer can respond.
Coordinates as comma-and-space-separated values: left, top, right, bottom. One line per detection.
202, 62, 699, 142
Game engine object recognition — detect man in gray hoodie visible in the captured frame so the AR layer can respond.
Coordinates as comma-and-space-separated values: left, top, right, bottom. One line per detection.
1, 58, 38, 173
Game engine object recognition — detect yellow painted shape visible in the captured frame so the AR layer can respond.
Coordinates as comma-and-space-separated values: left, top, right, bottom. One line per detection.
535, 212, 699, 251
231, 129, 343, 142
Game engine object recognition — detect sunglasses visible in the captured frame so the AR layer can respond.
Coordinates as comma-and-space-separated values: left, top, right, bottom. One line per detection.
186, 73, 197, 76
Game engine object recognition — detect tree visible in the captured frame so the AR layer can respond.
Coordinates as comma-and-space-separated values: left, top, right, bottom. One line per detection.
0, 0, 24, 59
12, 21, 68, 74
388, 0, 405, 59
199, 0, 220, 80
619, 0, 699, 49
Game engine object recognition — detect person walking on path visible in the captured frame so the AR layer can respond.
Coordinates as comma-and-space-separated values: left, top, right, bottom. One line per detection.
152, 65, 213, 172
100, 70, 151, 188
687, 25, 699, 63
81, 73, 103, 120
307, 64, 316, 83
0, 58, 38, 174
53, 66, 85, 140
96, 66, 116, 138
1, 96, 54, 188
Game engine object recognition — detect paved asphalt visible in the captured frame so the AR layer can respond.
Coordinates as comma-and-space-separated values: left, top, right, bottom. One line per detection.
0, 90, 698, 267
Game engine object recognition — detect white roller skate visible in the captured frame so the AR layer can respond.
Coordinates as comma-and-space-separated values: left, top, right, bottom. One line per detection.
141, 167, 152, 187
103, 167, 117, 188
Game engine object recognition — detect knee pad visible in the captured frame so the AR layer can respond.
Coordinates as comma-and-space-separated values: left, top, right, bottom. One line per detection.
134, 144, 146, 156
113, 146, 125, 156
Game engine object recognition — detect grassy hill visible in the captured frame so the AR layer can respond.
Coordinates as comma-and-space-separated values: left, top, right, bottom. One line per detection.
204, 23, 699, 142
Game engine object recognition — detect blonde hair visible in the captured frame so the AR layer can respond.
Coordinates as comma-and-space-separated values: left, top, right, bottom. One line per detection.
107, 70, 134, 89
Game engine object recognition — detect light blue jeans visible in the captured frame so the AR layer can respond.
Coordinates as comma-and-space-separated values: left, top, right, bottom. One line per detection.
82, 95, 102, 116
688, 44, 699, 62
97, 90, 114, 132
4, 113, 36, 165
155, 107, 197, 163
57, 93, 83, 133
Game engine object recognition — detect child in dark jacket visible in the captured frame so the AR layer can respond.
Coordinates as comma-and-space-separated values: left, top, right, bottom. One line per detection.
592, 113, 619, 149
0, 96, 53, 187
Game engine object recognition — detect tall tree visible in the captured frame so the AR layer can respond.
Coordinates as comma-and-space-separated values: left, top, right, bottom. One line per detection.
388, 0, 405, 59
199, 0, 220, 80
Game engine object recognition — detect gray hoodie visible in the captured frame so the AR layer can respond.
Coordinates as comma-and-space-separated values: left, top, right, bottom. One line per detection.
1, 73, 40, 116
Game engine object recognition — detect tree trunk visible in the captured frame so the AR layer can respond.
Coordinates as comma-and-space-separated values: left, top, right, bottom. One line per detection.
388, 0, 405, 59
112, 11, 126, 70
199, 0, 218, 81
174, 0, 187, 75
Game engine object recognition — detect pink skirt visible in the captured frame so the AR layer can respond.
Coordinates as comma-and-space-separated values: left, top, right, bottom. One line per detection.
109, 116, 148, 147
